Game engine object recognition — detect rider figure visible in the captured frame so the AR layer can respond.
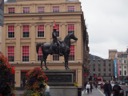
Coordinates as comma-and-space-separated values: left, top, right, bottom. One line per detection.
51, 22, 62, 56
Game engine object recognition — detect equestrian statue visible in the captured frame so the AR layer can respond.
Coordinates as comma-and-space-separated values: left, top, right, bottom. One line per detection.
36, 22, 78, 70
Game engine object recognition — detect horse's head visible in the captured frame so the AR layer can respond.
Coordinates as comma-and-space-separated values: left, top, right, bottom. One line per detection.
69, 32, 78, 41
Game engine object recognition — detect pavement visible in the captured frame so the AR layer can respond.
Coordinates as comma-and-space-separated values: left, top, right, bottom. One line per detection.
81, 85, 128, 96
82, 87, 104, 96
14, 85, 128, 96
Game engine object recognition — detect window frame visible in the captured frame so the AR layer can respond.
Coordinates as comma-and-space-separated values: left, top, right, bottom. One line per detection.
68, 24, 74, 34
37, 47, 43, 61
22, 46, 29, 62
68, 6, 74, 12
8, 7, 15, 13
53, 6, 59, 13
8, 25, 15, 38
23, 7, 30, 13
37, 25, 44, 37
8, 46, 14, 62
23, 25, 29, 37
69, 45, 75, 61
38, 7, 44, 13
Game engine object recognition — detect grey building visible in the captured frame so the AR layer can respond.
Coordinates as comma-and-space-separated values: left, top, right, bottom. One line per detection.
89, 54, 114, 81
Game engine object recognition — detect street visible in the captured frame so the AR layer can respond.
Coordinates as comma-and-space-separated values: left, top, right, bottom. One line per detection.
82, 87, 104, 96
13, 85, 128, 96
82, 85, 128, 96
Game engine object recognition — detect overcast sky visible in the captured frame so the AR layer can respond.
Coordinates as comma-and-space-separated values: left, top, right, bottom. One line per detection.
80, 0, 128, 59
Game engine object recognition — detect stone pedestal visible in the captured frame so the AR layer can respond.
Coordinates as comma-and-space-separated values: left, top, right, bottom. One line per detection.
44, 70, 78, 96
45, 70, 76, 86
50, 86, 78, 96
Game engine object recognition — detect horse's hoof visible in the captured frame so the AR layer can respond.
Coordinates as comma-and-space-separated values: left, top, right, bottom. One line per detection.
45, 68, 49, 70
65, 67, 70, 70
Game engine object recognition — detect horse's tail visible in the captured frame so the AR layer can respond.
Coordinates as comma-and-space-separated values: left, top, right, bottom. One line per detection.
36, 43, 43, 54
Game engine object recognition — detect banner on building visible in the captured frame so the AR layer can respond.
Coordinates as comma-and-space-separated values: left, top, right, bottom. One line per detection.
114, 59, 117, 78
0, 0, 4, 26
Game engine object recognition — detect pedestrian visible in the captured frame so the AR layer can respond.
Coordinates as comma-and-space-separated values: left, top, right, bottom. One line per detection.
103, 81, 112, 96
112, 82, 122, 96
95, 81, 98, 88
86, 82, 91, 94
90, 81, 93, 93
45, 84, 51, 96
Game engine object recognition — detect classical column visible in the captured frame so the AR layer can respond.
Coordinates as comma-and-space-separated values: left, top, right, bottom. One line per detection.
76, 22, 82, 62
15, 24, 21, 63
45, 23, 51, 61
15, 70, 21, 87
30, 23, 36, 62
1, 24, 6, 55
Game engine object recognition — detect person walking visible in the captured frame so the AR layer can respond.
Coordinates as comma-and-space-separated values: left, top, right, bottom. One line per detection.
112, 82, 122, 96
103, 81, 112, 96
45, 84, 51, 96
90, 81, 93, 93
86, 82, 91, 94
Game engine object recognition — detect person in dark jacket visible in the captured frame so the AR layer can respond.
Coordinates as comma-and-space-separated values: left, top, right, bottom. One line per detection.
103, 81, 112, 96
113, 82, 122, 96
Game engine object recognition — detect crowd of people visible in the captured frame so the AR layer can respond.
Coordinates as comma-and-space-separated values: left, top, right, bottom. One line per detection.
103, 80, 124, 96
83, 80, 124, 96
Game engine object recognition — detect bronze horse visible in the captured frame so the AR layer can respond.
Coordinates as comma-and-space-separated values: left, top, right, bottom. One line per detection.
36, 32, 78, 70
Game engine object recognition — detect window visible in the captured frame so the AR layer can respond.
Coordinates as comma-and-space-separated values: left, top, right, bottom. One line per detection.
22, 46, 29, 62
124, 70, 126, 75
38, 7, 44, 13
23, 7, 30, 13
53, 54, 59, 61
53, 24, 59, 37
37, 47, 42, 61
53, 6, 59, 12
93, 68, 95, 71
8, 7, 15, 13
68, 24, 74, 34
124, 60, 127, 63
68, 6, 74, 12
69, 45, 75, 61
23, 25, 29, 37
98, 64, 100, 67
98, 68, 101, 72
8, 46, 14, 62
37, 25, 44, 37
8, 25, 14, 38
104, 68, 106, 71
120, 70, 122, 75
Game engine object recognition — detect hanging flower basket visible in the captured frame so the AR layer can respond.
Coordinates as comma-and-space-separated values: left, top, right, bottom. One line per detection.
0, 52, 15, 96
24, 67, 48, 96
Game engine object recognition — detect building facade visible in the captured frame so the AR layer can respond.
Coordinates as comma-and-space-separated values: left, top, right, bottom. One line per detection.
89, 56, 114, 81
2, 0, 89, 91
109, 49, 128, 80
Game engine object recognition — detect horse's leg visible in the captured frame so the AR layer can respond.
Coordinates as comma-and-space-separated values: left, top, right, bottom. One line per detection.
41, 55, 44, 69
43, 55, 49, 70
64, 54, 70, 70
